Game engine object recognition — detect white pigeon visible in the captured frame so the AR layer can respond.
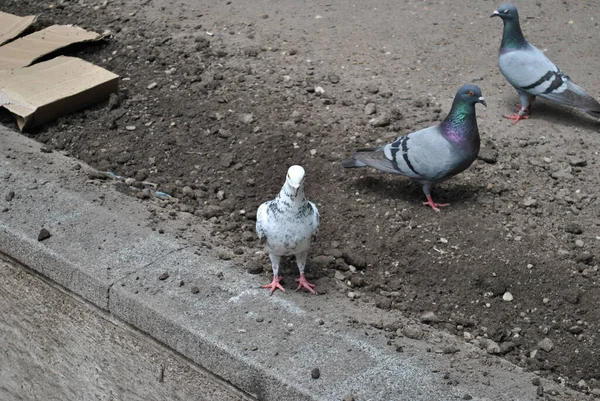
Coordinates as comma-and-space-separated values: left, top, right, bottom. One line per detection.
255, 165, 320, 295
492, 3, 600, 124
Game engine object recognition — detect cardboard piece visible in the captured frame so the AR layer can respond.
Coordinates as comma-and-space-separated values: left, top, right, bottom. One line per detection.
0, 56, 119, 131
0, 11, 38, 46
0, 24, 106, 70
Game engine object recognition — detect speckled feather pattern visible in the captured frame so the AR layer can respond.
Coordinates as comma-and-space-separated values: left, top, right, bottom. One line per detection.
256, 182, 319, 258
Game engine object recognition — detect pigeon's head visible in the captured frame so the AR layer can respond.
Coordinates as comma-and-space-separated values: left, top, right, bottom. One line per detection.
491, 3, 519, 21
286, 165, 305, 195
455, 84, 486, 107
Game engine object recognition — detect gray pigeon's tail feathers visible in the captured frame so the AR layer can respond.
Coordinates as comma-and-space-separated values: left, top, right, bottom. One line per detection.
539, 80, 600, 115
585, 109, 600, 119
341, 148, 398, 174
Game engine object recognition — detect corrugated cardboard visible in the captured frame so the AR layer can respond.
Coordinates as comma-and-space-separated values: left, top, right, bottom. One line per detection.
0, 24, 106, 70
0, 56, 119, 131
0, 11, 38, 46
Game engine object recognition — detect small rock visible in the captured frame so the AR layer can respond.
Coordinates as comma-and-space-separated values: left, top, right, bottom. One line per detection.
502, 292, 514, 302
532, 377, 541, 386
247, 259, 264, 275
147, 82, 158, 90
369, 114, 391, 127
537, 385, 544, 396
125, 125, 136, 131
342, 250, 367, 270
462, 395, 473, 400
563, 289, 580, 304
576, 253, 594, 264
217, 250, 233, 260
575, 239, 584, 248
565, 222, 583, 234
158, 272, 169, 280
37, 228, 51, 241
420, 311, 441, 324
311, 368, 320, 379
365, 83, 379, 94
40, 146, 53, 153
551, 170, 574, 180
499, 341, 515, 355
314, 86, 325, 94
402, 325, 424, 340
569, 326, 583, 335
568, 156, 587, 167
220, 153, 236, 168
484, 339, 500, 354
538, 337, 554, 352
328, 73, 340, 84
5, 190, 15, 201
342, 395, 355, 401
364, 103, 377, 115
443, 345, 460, 354
202, 205, 224, 219
522, 198, 537, 207
240, 113, 255, 124
191, 286, 200, 294
478, 148, 498, 164
179, 280, 185, 287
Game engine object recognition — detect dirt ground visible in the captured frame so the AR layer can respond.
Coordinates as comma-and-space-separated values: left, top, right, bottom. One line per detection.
2, 0, 600, 395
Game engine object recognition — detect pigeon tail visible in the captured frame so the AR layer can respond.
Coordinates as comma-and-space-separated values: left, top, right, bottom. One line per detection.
341, 148, 398, 174
537, 79, 600, 112
585, 109, 600, 119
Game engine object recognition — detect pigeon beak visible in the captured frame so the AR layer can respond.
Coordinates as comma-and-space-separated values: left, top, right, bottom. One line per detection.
478, 96, 487, 107
490, 10, 500, 18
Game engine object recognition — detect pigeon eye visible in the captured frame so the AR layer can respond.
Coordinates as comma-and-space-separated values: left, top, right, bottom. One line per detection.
504, 9, 510, 14
468, 90, 474, 96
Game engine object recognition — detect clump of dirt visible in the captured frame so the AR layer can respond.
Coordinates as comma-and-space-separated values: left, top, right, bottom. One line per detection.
3, 0, 600, 393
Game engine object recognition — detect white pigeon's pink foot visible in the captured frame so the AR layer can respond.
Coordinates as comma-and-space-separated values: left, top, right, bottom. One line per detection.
295, 274, 316, 294
262, 275, 285, 295
423, 195, 449, 212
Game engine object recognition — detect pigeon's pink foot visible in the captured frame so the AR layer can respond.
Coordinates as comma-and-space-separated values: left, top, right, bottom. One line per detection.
503, 113, 530, 124
423, 195, 450, 212
262, 275, 285, 295
295, 274, 316, 294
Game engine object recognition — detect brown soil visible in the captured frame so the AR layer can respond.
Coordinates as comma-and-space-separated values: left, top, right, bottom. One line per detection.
3, 0, 600, 394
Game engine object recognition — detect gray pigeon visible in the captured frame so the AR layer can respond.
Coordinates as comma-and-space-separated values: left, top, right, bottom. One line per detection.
342, 84, 486, 211
492, 3, 600, 123
256, 165, 320, 295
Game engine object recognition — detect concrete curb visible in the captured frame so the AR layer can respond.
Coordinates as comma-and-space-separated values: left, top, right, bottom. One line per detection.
0, 125, 588, 401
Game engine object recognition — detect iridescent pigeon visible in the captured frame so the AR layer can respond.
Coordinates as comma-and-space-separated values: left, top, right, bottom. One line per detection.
492, 3, 600, 124
256, 165, 320, 295
342, 84, 485, 211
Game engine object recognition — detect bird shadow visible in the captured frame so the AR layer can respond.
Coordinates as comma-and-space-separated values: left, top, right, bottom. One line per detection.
349, 175, 479, 206
503, 98, 600, 130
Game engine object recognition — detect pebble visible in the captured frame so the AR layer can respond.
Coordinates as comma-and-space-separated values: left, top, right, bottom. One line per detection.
240, 113, 255, 124
522, 198, 536, 207
147, 82, 158, 89
328, 73, 340, 84
125, 125, 136, 131
5, 190, 15, 201
551, 170, 574, 180
568, 156, 587, 167
369, 114, 391, 127
420, 311, 441, 323
575, 239, 584, 248
342, 395, 355, 401
543, 157, 552, 164
311, 368, 320, 379
402, 325, 424, 340
217, 250, 233, 260
247, 260, 263, 275
220, 153, 236, 168
191, 286, 200, 294
537, 337, 554, 352
314, 86, 325, 94
462, 395, 473, 400
502, 292, 513, 302
158, 272, 169, 280
365, 83, 379, 94
484, 339, 500, 354
478, 148, 498, 164
37, 228, 52, 241
532, 377, 541, 386
569, 326, 583, 335
364, 103, 377, 115
565, 222, 583, 234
